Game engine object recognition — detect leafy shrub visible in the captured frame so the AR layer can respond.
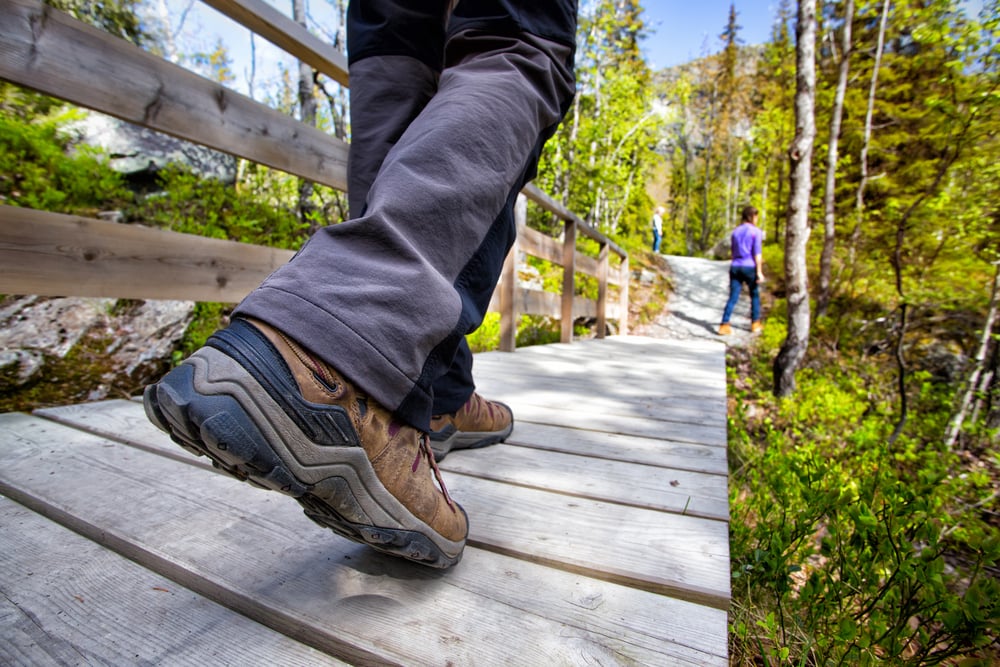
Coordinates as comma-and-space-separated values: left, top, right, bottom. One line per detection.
728, 324, 1000, 665
0, 109, 132, 213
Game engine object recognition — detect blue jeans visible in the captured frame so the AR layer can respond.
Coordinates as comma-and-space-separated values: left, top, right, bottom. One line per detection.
722, 265, 760, 324
652, 229, 661, 253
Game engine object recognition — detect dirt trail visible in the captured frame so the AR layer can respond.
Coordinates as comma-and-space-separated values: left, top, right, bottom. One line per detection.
632, 255, 755, 347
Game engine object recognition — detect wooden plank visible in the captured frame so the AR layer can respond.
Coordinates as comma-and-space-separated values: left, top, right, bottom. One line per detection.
0, 413, 728, 663
0, 206, 623, 317
32, 401, 730, 607
0, 207, 293, 302
473, 376, 727, 427
508, 421, 729, 475
0, 497, 348, 666
204, 0, 350, 86
36, 401, 728, 520
443, 445, 728, 520
39, 397, 729, 481
501, 402, 727, 447
0, 0, 349, 190
485, 284, 620, 322
561, 219, 576, 343
473, 339, 728, 401
619, 254, 630, 335
451, 474, 730, 608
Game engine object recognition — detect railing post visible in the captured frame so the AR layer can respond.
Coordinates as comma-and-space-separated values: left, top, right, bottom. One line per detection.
499, 195, 525, 352
596, 241, 608, 339
560, 218, 577, 343
618, 255, 630, 336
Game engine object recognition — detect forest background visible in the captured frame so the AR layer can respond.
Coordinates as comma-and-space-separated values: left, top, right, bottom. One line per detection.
1, 0, 999, 663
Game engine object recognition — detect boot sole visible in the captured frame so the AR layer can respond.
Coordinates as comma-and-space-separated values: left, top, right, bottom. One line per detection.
143, 346, 465, 568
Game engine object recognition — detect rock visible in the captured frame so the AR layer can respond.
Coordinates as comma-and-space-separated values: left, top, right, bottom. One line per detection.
107, 300, 195, 379
0, 295, 194, 398
66, 112, 237, 186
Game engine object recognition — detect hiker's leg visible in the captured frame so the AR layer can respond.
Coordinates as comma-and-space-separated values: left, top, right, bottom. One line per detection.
721, 268, 743, 324
236, 3, 577, 430
748, 272, 761, 322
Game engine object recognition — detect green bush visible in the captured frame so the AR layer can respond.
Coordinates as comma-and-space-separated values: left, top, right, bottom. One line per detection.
728, 325, 1000, 665
132, 165, 310, 250
0, 109, 132, 213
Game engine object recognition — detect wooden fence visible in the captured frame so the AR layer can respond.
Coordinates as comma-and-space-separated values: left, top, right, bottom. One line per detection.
0, 0, 629, 351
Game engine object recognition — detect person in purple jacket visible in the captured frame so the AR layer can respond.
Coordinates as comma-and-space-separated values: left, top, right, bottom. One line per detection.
718, 205, 765, 335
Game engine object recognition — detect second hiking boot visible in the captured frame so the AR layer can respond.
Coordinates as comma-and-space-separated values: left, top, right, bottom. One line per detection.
429, 392, 513, 462
143, 317, 467, 568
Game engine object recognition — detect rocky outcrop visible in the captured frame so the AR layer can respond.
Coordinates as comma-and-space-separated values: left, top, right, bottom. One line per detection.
67, 112, 237, 187
0, 296, 194, 403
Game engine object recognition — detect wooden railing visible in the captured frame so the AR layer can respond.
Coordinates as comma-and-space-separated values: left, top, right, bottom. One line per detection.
0, 0, 628, 351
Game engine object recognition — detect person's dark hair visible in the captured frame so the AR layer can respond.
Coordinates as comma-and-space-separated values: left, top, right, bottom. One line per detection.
741, 205, 758, 223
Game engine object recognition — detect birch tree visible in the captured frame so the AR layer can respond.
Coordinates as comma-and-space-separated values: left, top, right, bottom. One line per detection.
773, 0, 817, 397
816, 0, 853, 316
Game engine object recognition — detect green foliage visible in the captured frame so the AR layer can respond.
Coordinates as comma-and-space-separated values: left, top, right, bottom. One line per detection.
465, 312, 562, 352
175, 302, 232, 363
728, 321, 1000, 664
535, 0, 662, 243
130, 164, 310, 250
0, 108, 132, 213
45, 0, 147, 45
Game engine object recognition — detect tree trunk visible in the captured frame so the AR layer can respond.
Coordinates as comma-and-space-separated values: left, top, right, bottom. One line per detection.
816, 0, 853, 316
773, 0, 817, 398
293, 0, 318, 231
847, 0, 891, 271
944, 262, 1000, 448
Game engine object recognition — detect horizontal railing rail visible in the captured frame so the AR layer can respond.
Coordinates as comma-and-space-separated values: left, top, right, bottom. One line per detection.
0, 0, 628, 350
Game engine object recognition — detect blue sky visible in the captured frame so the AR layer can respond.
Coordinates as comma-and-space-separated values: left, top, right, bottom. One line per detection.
174, 0, 781, 95
640, 1, 779, 69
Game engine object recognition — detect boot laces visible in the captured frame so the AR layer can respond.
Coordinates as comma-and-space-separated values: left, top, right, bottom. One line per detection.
413, 432, 456, 512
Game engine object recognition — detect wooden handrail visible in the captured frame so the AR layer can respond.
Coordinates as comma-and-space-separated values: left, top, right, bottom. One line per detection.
0, 0, 628, 347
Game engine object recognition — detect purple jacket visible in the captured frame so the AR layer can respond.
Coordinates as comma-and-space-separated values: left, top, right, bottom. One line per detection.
730, 223, 762, 269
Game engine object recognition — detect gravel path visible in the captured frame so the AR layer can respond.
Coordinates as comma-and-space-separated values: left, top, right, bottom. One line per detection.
633, 255, 756, 347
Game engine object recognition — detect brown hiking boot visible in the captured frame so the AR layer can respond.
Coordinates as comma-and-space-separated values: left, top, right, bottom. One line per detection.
718, 323, 733, 336
751, 320, 764, 334
429, 392, 513, 462
143, 317, 467, 568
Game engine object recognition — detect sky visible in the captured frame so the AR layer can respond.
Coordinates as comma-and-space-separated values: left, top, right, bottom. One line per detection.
168, 0, 782, 96
639, 1, 779, 69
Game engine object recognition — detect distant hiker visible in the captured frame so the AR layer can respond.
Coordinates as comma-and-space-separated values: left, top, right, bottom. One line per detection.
651, 206, 664, 253
718, 205, 764, 335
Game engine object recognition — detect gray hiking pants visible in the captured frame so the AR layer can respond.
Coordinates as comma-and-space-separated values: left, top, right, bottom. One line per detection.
235, 0, 577, 430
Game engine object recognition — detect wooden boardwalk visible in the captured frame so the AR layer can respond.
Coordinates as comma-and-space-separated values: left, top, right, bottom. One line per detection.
0, 336, 730, 665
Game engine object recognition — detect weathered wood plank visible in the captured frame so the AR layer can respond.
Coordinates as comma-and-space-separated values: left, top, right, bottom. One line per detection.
0, 207, 293, 302
509, 421, 729, 475
444, 445, 729, 520
451, 474, 730, 608
474, 376, 726, 426
42, 395, 730, 478
37, 400, 728, 520
0, 0, 349, 190
502, 402, 727, 447
0, 413, 728, 664
0, 497, 348, 666
473, 339, 728, 401
31, 400, 730, 607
